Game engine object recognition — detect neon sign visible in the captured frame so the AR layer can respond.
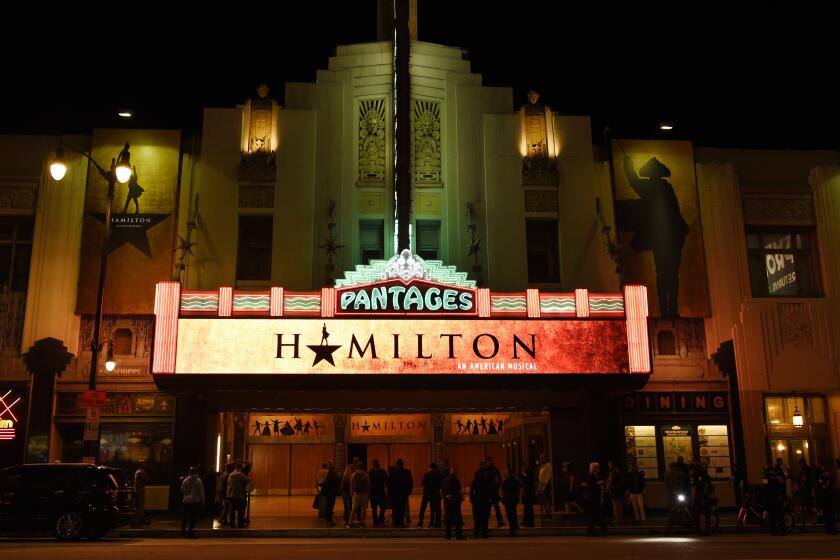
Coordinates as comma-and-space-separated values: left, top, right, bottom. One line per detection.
152, 254, 651, 375
0, 390, 20, 441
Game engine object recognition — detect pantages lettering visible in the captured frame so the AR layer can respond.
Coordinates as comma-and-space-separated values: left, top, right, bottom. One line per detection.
336, 279, 475, 315
276, 327, 537, 367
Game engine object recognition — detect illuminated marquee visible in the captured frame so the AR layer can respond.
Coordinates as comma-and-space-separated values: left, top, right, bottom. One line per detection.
152, 253, 651, 375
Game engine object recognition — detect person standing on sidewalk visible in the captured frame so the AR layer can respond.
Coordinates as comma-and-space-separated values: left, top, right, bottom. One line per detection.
227, 462, 251, 529
418, 462, 443, 528
485, 456, 505, 528
582, 462, 607, 537
814, 459, 837, 534
350, 461, 371, 527
181, 466, 205, 538
560, 462, 583, 515
441, 467, 465, 540
501, 469, 523, 536
537, 454, 553, 519
521, 464, 536, 527
470, 461, 494, 539
342, 458, 359, 528
627, 462, 646, 522
606, 460, 626, 525
387, 458, 412, 528
368, 459, 388, 527
217, 462, 234, 526
132, 460, 148, 528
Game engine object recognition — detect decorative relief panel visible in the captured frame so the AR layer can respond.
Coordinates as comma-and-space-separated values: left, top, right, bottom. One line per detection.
0, 186, 37, 210
0, 292, 25, 353
357, 98, 386, 186
779, 303, 813, 347
742, 193, 814, 226
524, 189, 559, 212
77, 315, 154, 377
411, 99, 442, 186
359, 192, 384, 215
239, 184, 275, 209
415, 192, 441, 215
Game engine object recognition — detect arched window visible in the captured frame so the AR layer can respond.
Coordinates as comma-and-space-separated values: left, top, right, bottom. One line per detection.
113, 328, 133, 355
657, 330, 677, 356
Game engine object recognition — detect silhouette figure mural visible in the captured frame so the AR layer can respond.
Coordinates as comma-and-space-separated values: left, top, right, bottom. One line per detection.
122, 165, 145, 214
249, 415, 331, 441
451, 415, 509, 437
619, 155, 688, 318
612, 140, 710, 318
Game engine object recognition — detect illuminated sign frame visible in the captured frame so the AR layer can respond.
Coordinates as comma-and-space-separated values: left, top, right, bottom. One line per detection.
151, 254, 650, 376
0, 390, 21, 441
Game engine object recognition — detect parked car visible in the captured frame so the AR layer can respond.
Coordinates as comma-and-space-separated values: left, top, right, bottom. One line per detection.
0, 463, 120, 540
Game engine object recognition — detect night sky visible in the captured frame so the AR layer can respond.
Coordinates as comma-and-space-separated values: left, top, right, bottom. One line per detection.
2, 2, 836, 150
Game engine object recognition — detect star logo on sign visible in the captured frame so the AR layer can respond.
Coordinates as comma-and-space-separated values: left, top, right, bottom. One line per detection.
362, 421, 370, 432
306, 343, 342, 367
91, 213, 170, 258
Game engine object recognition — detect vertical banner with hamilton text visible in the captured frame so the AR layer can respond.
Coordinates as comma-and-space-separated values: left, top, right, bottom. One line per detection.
612, 139, 710, 318
76, 129, 181, 314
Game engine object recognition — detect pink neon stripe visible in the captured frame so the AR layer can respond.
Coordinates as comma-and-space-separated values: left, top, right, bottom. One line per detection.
218, 287, 233, 317
575, 288, 590, 318
153, 282, 181, 374
270, 287, 284, 316
526, 289, 541, 318
624, 284, 650, 373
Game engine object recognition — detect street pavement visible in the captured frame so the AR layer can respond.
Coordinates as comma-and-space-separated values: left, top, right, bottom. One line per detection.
1, 534, 839, 560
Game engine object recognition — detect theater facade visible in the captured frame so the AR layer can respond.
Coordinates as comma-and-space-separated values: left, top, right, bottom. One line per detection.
151, 252, 651, 498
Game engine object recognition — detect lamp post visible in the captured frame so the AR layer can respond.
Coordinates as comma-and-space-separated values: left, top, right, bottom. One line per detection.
50, 140, 131, 462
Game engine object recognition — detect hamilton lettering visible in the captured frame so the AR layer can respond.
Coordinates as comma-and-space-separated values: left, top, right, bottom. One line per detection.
275, 330, 538, 363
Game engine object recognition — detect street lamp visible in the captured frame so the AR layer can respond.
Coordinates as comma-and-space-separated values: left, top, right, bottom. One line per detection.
50, 139, 132, 461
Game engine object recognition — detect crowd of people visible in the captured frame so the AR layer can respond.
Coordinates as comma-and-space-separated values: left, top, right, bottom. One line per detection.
128, 451, 839, 539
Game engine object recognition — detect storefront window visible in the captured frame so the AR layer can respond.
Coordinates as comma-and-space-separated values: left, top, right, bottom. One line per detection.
765, 394, 830, 477
698, 425, 731, 479
661, 425, 693, 468
624, 425, 658, 479
98, 423, 173, 484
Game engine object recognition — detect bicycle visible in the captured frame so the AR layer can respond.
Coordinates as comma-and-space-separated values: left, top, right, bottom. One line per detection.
664, 493, 696, 536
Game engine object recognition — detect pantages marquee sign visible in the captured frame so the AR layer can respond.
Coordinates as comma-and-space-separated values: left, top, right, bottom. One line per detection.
152, 251, 650, 375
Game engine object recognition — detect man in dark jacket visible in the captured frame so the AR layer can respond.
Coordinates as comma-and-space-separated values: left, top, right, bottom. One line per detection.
368, 459, 388, 528
486, 456, 505, 527
470, 461, 495, 538
387, 459, 413, 528
521, 465, 537, 527
418, 462, 443, 528
501, 469, 523, 536
441, 467, 465, 539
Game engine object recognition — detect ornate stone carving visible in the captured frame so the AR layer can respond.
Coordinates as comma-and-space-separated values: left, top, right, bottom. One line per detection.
238, 184, 275, 208
0, 187, 37, 210
381, 249, 432, 282
522, 155, 559, 186
742, 194, 814, 225
0, 292, 25, 353
411, 99, 442, 186
779, 303, 813, 347
358, 98, 386, 185
247, 84, 274, 154
238, 151, 277, 183
524, 189, 559, 212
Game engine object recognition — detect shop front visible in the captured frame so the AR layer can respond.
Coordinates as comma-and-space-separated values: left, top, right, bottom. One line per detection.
151, 253, 652, 509
622, 390, 735, 507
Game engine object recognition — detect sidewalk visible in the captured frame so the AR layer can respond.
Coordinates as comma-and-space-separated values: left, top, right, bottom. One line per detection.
113, 510, 759, 538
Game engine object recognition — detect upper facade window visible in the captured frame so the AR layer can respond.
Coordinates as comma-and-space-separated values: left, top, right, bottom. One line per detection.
746, 229, 821, 297
0, 216, 34, 293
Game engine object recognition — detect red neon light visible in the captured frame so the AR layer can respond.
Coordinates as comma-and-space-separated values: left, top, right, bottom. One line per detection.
0, 391, 20, 422
270, 287, 284, 317
321, 288, 336, 317
477, 289, 491, 318
526, 289, 541, 318
153, 282, 181, 374
218, 287, 233, 317
575, 289, 590, 318
624, 284, 650, 373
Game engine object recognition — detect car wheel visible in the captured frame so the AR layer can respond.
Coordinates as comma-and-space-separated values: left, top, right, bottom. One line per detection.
55, 511, 84, 540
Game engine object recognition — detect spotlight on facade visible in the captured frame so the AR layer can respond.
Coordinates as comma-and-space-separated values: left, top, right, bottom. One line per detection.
50, 144, 67, 181
118, 109, 134, 119
659, 121, 674, 131
115, 142, 132, 184
104, 341, 117, 372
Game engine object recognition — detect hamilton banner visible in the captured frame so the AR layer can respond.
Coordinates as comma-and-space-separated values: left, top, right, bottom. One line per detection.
77, 129, 181, 314
612, 139, 710, 318
173, 317, 631, 374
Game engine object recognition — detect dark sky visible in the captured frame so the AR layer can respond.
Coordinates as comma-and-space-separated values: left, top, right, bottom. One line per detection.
2, 2, 837, 150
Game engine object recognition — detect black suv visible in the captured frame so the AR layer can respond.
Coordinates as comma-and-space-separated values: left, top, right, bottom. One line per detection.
0, 463, 120, 540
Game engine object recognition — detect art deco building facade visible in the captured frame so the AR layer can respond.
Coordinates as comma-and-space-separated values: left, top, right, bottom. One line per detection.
1, 32, 838, 512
